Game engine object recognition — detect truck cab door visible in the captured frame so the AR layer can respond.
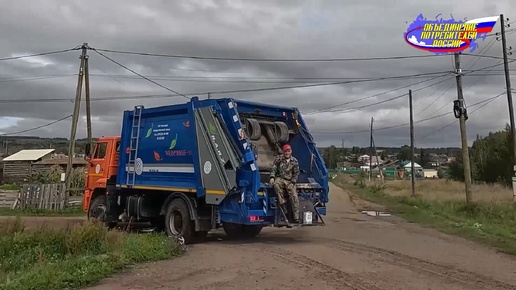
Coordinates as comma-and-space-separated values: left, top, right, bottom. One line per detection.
87, 141, 109, 188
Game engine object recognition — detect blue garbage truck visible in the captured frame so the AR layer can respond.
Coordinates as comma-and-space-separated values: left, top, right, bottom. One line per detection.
83, 97, 329, 244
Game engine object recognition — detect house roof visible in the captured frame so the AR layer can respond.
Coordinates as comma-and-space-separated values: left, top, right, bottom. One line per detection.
2, 149, 55, 162
402, 161, 422, 168
36, 158, 87, 165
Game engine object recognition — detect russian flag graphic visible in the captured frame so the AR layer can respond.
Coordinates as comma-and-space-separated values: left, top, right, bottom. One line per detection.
466, 16, 499, 33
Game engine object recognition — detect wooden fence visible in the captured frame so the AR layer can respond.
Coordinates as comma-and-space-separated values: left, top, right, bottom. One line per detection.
0, 190, 18, 208
0, 184, 84, 210
18, 184, 67, 210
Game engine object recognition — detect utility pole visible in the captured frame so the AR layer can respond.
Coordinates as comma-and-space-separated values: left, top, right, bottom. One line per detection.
371, 135, 384, 182
409, 90, 416, 197
84, 51, 92, 146
500, 14, 516, 202
2, 140, 10, 156
65, 43, 88, 198
454, 53, 473, 204
369, 117, 374, 181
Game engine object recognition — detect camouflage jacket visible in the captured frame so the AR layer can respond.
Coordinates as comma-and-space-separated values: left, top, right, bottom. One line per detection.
270, 155, 300, 183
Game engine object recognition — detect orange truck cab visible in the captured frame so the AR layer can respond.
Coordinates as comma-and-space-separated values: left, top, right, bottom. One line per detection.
83, 136, 120, 220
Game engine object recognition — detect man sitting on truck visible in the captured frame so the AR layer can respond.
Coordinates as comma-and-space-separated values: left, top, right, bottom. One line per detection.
269, 144, 300, 223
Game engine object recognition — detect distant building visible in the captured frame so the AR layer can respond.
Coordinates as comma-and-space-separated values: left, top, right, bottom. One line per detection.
1, 149, 55, 183
1, 149, 86, 183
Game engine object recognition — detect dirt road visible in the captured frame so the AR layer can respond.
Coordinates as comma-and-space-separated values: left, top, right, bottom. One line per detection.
81, 183, 515, 289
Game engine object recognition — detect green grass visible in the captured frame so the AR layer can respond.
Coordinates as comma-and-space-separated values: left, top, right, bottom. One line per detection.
0, 207, 85, 217
0, 218, 182, 290
334, 179, 516, 255
0, 184, 20, 191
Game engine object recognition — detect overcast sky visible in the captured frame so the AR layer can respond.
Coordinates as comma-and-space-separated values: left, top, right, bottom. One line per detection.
0, 0, 515, 148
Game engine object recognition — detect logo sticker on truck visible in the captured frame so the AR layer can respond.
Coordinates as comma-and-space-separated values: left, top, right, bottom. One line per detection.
208, 123, 226, 165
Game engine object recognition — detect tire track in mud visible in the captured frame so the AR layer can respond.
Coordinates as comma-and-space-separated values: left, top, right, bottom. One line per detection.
226, 243, 383, 290
320, 238, 516, 290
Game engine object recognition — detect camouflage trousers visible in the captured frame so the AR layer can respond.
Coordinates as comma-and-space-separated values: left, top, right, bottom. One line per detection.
273, 177, 299, 218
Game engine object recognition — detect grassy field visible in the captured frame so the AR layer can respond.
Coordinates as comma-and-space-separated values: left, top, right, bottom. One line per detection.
334, 174, 516, 255
0, 218, 182, 290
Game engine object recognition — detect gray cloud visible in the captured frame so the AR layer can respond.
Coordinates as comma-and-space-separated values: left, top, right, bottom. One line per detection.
0, 0, 515, 149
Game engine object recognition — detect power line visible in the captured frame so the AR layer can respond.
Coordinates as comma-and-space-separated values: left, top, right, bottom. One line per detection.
90, 48, 190, 100
313, 92, 506, 135
418, 39, 500, 117
0, 75, 76, 83
306, 74, 453, 114
420, 92, 505, 139
304, 73, 451, 114
0, 48, 79, 61
91, 47, 449, 62
306, 60, 512, 115
0, 115, 72, 136
0, 70, 456, 104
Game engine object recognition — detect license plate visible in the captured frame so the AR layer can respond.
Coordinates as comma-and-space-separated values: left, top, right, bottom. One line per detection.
303, 211, 313, 224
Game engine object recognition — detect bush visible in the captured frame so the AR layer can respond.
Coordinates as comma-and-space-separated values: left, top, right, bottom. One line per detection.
27, 166, 85, 195
0, 220, 182, 290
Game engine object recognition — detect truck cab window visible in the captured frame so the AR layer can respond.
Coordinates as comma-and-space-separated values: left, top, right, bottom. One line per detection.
93, 142, 108, 159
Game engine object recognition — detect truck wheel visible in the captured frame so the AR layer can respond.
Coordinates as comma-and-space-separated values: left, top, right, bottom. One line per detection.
242, 225, 263, 238
88, 195, 117, 229
223, 222, 243, 239
165, 198, 195, 244
223, 223, 262, 239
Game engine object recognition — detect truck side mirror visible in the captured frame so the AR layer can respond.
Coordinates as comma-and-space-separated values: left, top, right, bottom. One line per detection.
84, 143, 91, 158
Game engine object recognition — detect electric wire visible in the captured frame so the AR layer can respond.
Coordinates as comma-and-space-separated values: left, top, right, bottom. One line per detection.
0, 47, 79, 62
90, 47, 450, 62
305, 75, 454, 115
419, 39, 499, 118
419, 92, 505, 139
90, 48, 190, 100
312, 92, 506, 135
0, 115, 73, 136
304, 73, 452, 115
0, 71, 457, 104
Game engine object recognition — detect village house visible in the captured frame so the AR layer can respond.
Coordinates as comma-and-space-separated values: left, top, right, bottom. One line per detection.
358, 154, 384, 166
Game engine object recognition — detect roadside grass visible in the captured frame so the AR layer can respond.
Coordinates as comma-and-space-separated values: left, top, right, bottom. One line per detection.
0, 207, 85, 217
0, 218, 182, 290
334, 174, 516, 255
0, 184, 20, 191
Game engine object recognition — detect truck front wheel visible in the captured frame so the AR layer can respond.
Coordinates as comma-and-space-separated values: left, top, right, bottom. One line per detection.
165, 198, 195, 244
88, 195, 117, 229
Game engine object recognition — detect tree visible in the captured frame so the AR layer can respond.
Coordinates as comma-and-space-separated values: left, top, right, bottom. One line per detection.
419, 148, 431, 168
397, 145, 411, 161
469, 125, 513, 186
380, 150, 387, 160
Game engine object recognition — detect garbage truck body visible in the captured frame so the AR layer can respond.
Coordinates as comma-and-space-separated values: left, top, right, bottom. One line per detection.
83, 97, 329, 243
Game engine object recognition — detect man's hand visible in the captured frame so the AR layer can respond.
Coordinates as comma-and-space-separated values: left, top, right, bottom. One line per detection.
287, 182, 295, 190
269, 178, 275, 184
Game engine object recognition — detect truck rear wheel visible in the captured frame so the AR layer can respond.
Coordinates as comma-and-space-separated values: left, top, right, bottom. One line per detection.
223, 222, 262, 239
165, 198, 195, 244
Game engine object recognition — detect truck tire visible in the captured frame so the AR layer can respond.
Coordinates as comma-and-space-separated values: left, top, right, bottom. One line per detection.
88, 195, 117, 229
165, 198, 195, 244
223, 222, 262, 239
245, 118, 261, 140
274, 121, 289, 143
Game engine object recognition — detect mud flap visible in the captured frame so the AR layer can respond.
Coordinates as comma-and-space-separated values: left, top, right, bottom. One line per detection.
194, 106, 240, 205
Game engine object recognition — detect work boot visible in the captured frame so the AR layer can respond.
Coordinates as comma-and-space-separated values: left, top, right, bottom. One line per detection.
292, 210, 300, 223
